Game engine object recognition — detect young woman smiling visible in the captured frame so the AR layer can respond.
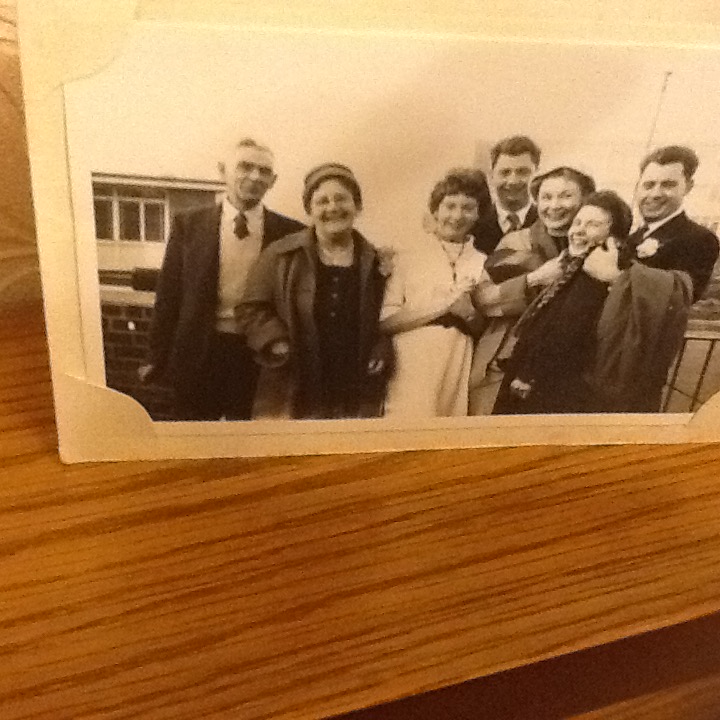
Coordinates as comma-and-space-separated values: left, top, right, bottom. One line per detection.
380, 168, 492, 417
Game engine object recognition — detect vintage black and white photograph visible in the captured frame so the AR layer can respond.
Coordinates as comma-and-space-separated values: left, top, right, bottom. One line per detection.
63, 23, 720, 428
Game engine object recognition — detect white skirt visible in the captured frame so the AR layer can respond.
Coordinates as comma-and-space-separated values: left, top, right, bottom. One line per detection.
384, 324, 473, 418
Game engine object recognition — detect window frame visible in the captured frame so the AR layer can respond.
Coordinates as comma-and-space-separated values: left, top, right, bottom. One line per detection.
93, 184, 170, 245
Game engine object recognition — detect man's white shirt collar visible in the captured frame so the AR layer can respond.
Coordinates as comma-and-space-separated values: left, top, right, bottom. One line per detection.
497, 202, 532, 232
640, 207, 684, 236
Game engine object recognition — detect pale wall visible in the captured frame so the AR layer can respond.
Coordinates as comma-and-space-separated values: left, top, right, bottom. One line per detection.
65, 23, 720, 259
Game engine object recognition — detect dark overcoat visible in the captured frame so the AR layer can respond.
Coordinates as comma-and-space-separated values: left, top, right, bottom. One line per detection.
238, 228, 391, 419
631, 211, 719, 302
147, 203, 305, 396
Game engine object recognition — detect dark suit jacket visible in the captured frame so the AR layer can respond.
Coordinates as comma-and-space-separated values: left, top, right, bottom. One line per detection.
633, 211, 719, 303
147, 203, 305, 394
472, 203, 538, 255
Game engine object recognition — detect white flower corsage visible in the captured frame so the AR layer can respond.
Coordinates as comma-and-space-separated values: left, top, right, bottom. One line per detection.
636, 237, 660, 259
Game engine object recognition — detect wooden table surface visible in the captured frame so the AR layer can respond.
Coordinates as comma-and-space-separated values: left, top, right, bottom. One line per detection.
5, 5, 720, 718
4, 304, 720, 720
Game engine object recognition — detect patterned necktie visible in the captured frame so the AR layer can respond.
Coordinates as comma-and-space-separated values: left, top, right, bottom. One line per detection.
234, 211, 249, 240
506, 212, 521, 233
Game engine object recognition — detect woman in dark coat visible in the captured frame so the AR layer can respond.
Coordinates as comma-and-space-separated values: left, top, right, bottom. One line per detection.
238, 163, 391, 419
468, 165, 596, 414
492, 190, 633, 415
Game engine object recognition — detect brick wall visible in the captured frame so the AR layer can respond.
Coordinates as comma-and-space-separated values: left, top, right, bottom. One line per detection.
100, 296, 175, 420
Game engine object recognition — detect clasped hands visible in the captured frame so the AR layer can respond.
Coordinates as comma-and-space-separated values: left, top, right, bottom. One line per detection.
439, 274, 480, 324
446, 291, 477, 323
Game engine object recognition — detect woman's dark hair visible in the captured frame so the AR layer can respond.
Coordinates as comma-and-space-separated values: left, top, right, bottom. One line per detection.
428, 168, 492, 214
302, 163, 363, 213
530, 166, 596, 202
581, 190, 633, 240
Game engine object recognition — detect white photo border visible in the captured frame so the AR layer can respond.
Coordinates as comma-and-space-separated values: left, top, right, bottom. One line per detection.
19, 1, 720, 461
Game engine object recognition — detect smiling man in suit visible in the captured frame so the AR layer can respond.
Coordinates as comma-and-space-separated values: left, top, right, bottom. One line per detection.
140, 137, 305, 420
472, 135, 542, 255
583, 144, 719, 412
628, 145, 719, 302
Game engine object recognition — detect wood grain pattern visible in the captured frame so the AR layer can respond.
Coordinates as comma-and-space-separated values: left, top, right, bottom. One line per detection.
2, 306, 720, 719
579, 675, 720, 720
339, 598, 720, 718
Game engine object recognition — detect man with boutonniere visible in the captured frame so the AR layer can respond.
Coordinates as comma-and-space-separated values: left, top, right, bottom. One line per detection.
583, 145, 719, 413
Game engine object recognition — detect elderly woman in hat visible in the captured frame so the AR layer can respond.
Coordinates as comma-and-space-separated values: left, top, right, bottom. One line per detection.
238, 163, 391, 419
468, 165, 597, 413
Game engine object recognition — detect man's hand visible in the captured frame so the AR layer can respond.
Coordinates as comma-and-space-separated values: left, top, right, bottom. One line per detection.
527, 256, 563, 288
138, 364, 155, 383
367, 357, 385, 376
269, 340, 290, 361
583, 238, 622, 284
510, 377, 532, 399
259, 339, 291, 368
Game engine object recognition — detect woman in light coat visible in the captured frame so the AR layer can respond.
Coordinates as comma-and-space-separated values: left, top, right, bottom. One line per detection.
380, 169, 491, 417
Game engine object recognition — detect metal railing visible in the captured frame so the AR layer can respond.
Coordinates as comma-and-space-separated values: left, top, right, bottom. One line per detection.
662, 323, 720, 412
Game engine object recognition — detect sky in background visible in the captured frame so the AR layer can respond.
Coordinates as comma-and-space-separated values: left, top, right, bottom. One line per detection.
65, 22, 720, 248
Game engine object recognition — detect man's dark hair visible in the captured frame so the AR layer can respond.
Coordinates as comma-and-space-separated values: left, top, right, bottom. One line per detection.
640, 145, 699, 181
490, 135, 542, 169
